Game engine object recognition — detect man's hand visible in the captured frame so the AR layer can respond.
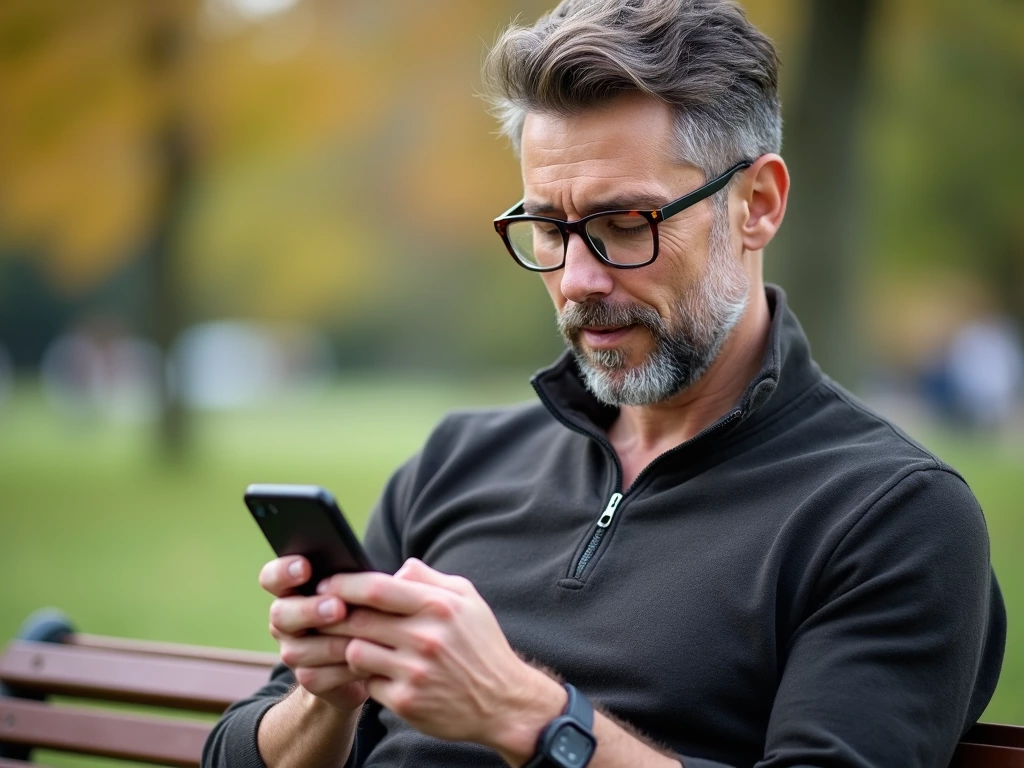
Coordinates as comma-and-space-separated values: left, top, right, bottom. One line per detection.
259, 555, 371, 713
317, 558, 566, 763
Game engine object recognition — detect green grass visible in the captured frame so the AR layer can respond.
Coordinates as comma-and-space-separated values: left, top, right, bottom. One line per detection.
0, 377, 1021, 767
0, 377, 535, 653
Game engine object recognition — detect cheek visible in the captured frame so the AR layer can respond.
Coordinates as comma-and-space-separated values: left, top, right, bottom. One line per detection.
653, 226, 709, 293
540, 272, 567, 310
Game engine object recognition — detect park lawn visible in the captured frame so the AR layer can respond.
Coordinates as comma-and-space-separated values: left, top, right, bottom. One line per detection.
0, 377, 1021, 768
0, 377, 535, 654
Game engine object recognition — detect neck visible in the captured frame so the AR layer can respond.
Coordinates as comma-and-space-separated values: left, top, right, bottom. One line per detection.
609, 280, 770, 462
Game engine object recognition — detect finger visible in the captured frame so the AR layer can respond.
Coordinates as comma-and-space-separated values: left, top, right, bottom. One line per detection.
364, 675, 433, 723
317, 571, 441, 616
345, 637, 405, 680
319, 607, 409, 648
259, 556, 312, 597
270, 594, 349, 635
278, 634, 354, 669
394, 558, 475, 596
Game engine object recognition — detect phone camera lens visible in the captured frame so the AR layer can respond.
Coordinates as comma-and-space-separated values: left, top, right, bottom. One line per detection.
253, 504, 265, 517
268, 504, 279, 515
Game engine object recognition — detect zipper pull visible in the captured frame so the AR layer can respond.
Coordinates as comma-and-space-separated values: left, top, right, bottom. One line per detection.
597, 492, 623, 528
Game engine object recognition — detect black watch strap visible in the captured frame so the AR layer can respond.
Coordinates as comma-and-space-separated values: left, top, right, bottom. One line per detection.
562, 683, 594, 730
523, 683, 596, 768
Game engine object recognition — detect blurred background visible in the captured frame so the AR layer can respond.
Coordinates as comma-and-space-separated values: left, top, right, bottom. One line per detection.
1, 0, 1021, 756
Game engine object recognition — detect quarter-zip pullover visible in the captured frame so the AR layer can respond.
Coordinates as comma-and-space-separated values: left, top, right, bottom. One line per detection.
204, 286, 1005, 768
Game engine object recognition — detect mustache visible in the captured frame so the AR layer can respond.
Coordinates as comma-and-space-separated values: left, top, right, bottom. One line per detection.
557, 300, 666, 340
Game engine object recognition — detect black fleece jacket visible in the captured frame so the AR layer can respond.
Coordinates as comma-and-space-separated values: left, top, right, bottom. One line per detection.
204, 286, 1005, 768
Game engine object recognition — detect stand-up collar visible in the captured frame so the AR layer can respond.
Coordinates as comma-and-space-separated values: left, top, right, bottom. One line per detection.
531, 284, 822, 439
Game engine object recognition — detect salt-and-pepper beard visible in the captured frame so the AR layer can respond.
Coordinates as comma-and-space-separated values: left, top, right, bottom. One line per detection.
557, 205, 750, 407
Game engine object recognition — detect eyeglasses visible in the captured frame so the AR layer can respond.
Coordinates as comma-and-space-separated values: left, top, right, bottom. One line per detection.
493, 160, 752, 272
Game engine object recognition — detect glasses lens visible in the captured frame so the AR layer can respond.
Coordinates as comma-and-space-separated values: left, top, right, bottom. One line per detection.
506, 220, 565, 270
585, 213, 654, 266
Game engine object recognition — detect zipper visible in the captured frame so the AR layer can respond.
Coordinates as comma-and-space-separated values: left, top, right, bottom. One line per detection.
573, 493, 623, 579
619, 408, 744, 497
532, 377, 745, 582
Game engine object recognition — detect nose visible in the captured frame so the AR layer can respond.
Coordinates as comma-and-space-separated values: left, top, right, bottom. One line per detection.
559, 232, 615, 304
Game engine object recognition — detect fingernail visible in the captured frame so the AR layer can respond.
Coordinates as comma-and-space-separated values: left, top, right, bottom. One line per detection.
318, 599, 338, 619
289, 561, 303, 580
316, 580, 328, 594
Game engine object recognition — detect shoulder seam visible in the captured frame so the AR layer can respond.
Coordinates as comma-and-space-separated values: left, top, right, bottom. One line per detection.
787, 465, 983, 660
818, 465, 972, 581
819, 377, 960, 476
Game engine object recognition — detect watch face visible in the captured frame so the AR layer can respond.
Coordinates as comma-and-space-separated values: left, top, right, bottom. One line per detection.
550, 723, 596, 768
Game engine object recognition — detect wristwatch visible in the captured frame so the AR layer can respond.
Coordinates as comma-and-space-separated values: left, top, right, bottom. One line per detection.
523, 683, 597, 768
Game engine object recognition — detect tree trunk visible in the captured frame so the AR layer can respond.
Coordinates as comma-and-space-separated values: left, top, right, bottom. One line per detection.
767, 0, 877, 389
144, 8, 193, 457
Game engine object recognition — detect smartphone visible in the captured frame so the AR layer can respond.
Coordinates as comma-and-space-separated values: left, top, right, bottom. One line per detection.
244, 484, 375, 595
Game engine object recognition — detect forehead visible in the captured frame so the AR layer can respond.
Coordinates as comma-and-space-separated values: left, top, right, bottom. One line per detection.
520, 93, 688, 207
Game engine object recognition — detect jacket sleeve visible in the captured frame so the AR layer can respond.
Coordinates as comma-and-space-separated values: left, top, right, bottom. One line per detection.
201, 662, 295, 768
738, 467, 1004, 768
669, 468, 1005, 768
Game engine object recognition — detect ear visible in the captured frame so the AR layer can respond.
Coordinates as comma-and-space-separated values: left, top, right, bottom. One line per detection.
735, 154, 789, 253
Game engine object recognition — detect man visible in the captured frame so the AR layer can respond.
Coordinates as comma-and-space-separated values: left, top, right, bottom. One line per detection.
204, 1, 1005, 766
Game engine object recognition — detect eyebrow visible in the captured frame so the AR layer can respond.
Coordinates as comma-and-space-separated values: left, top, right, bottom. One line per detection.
523, 196, 670, 218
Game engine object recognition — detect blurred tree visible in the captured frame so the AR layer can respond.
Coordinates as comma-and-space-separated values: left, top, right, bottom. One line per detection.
771, 0, 1024, 378
142, 2, 195, 455
864, 0, 1024, 343
0, 0, 542, 449
0, 0, 200, 453
2, 0, 1021, 415
767, 0, 878, 388
0, 2, 164, 290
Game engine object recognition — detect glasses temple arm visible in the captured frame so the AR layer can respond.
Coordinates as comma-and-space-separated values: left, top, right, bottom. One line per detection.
659, 161, 753, 221
494, 199, 526, 222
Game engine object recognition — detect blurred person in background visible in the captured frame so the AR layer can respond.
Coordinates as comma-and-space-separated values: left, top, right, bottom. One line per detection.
945, 318, 1023, 433
39, 316, 163, 423
205, 1, 1006, 767
920, 315, 1024, 434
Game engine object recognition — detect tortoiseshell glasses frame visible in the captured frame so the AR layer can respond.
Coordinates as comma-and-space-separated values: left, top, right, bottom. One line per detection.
492, 160, 753, 272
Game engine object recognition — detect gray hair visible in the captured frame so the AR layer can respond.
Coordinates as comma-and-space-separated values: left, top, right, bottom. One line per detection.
482, 0, 782, 178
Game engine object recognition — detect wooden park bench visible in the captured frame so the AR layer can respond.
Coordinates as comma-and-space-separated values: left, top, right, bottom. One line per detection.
1, 609, 1022, 767
0, 609, 275, 767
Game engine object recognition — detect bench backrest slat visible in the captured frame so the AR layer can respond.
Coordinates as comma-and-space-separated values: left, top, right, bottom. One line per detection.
0, 698, 211, 767
3, 627, 1024, 768
0, 640, 273, 712
67, 634, 279, 667
950, 741, 1024, 768
962, 724, 1024, 751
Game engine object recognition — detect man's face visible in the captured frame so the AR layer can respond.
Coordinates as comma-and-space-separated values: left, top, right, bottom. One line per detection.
520, 92, 750, 406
